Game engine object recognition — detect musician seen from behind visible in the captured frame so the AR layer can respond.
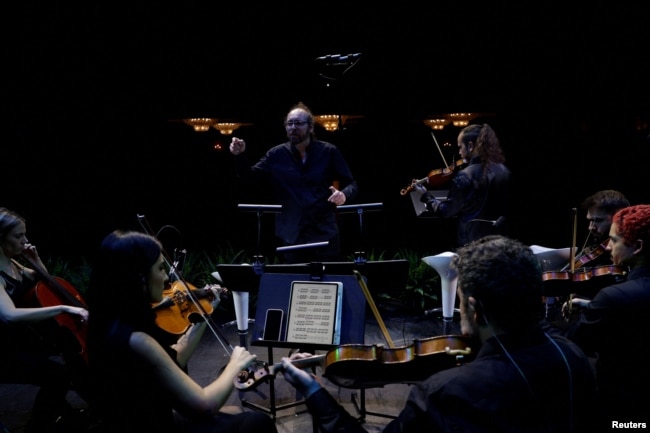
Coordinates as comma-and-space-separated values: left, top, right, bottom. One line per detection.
229, 101, 358, 263
414, 123, 511, 247
86, 230, 277, 433
564, 204, 650, 425
280, 235, 599, 433
0, 207, 89, 433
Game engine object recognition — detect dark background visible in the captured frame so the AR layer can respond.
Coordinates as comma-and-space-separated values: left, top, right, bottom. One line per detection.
3, 2, 649, 263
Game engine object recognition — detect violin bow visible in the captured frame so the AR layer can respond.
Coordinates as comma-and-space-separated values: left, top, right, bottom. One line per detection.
569, 208, 577, 273
137, 214, 233, 355
431, 131, 451, 170
566, 208, 578, 320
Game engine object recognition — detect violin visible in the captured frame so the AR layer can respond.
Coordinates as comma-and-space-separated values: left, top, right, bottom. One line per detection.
152, 280, 225, 335
138, 214, 234, 355
542, 264, 627, 283
234, 334, 474, 391
400, 159, 466, 195
542, 264, 627, 298
560, 242, 608, 271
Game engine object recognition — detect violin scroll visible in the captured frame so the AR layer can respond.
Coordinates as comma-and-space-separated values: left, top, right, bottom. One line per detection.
234, 355, 326, 391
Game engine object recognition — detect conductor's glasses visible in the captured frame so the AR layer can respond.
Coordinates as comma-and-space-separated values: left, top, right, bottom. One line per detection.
285, 120, 310, 127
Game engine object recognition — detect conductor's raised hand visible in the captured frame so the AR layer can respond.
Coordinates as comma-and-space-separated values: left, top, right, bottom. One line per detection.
230, 137, 246, 155
328, 186, 347, 206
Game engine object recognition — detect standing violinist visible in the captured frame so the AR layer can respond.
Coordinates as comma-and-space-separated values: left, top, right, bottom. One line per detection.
280, 235, 599, 432
0, 207, 89, 433
414, 123, 511, 247
563, 204, 650, 425
86, 230, 278, 433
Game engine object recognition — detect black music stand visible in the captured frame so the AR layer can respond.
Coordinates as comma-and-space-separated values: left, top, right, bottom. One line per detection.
224, 204, 282, 347
215, 264, 260, 348
216, 263, 316, 348
275, 241, 331, 260
337, 202, 382, 263
238, 203, 282, 270
242, 267, 367, 423
322, 260, 410, 299
242, 260, 409, 423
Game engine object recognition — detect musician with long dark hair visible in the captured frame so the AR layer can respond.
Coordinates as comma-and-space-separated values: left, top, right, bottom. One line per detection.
414, 123, 511, 247
86, 229, 277, 433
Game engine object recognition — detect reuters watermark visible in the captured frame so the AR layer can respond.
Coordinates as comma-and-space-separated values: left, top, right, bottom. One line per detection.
611, 420, 647, 429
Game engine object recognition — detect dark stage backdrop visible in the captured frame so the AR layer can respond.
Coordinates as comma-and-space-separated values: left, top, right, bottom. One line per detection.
3, 2, 649, 263
3, 109, 649, 265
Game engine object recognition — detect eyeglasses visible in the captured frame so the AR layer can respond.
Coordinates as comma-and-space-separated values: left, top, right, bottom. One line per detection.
285, 120, 310, 127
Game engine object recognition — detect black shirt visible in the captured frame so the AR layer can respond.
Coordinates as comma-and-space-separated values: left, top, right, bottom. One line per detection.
568, 264, 650, 422
305, 331, 598, 433
235, 139, 358, 245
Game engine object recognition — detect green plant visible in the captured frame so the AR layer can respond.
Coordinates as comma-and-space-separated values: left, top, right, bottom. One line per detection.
394, 248, 440, 313
345, 248, 441, 314
40, 246, 443, 317
44, 256, 92, 297
180, 244, 250, 286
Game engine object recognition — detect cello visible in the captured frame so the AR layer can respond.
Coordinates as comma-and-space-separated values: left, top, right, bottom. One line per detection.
19, 254, 89, 363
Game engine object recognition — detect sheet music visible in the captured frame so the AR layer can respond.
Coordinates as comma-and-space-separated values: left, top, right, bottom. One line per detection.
285, 281, 343, 345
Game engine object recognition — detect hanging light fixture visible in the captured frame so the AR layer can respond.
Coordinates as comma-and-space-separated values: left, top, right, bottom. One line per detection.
447, 113, 473, 127
423, 118, 449, 130
314, 114, 340, 131
212, 122, 242, 135
183, 118, 217, 132
423, 113, 492, 130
